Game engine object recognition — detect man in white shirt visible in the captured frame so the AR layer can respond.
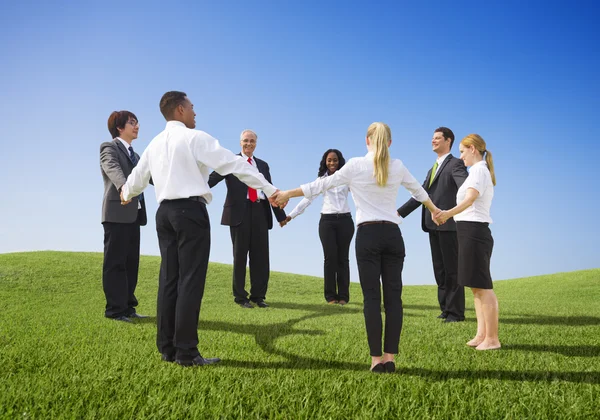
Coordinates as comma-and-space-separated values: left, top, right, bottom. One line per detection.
208, 130, 287, 308
120, 91, 278, 366
398, 127, 468, 322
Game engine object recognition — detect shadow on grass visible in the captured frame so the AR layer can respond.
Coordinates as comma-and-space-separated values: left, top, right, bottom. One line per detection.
505, 344, 600, 357
216, 359, 600, 384
133, 316, 157, 324
502, 315, 600, 326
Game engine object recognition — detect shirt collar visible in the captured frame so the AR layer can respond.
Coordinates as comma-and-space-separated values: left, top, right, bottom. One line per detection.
436, 153, 450, 165
116, 137, 131, 150
166, 120, 187, 128
241, 152, 255, 162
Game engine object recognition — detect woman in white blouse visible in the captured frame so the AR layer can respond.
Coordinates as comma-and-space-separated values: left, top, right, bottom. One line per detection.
282, 149, 354, 305
274, 123, 440, 373
437, 134, 500, 350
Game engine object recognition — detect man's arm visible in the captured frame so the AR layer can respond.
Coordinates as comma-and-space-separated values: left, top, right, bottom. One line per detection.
100, 142, 127, 191
208, 170, 225, 188
451, 159, 469, 189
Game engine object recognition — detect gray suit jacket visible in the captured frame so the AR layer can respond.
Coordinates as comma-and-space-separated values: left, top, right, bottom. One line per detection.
100, 139, 147, 225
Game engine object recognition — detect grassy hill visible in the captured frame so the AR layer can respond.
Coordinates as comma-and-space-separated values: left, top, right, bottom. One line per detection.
0, 251, 598, 419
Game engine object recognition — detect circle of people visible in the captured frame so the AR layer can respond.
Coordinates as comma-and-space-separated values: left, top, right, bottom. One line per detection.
99, 91, 499, 372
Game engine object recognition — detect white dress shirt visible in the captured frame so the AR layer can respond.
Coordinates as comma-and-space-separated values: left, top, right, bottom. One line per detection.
433, 153, 450, 178
300, 151, 429, 225
242, 153, 267, 201
289, 173, 351, 219
117, 137, 141, 209
453, 161, 494, 223
122, 121, 276, 204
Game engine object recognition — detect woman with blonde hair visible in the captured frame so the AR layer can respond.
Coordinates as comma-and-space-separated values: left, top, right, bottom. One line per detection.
274, 122, 440, 373
436, 134, 500, 350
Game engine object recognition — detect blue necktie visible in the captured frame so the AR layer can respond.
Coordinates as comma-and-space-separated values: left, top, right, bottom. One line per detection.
128, 146, 139, 166
128, 146, 143, 203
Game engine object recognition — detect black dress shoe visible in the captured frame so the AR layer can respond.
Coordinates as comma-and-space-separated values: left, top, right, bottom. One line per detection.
161, 353, 175, 363
176, 355, 221, 367
128, 313, 149, 319
437, 313, 448, 319
370, 363, 385, 373
444, 317, 465, 323
384, 361, 396, 373
112, 316, 132, 323
239, 301, 254, 308
255, 300, 269, 308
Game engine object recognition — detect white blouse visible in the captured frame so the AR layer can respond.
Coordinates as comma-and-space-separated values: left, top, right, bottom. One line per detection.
453, 160, 494, 223
288, 173, 351, 219
301, 152, 429, 225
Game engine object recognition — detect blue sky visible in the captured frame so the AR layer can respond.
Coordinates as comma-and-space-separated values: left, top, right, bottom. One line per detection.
1, 0, 598, 286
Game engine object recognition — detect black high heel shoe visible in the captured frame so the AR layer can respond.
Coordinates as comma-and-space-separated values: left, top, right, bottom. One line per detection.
370, 363, 385, 373
384, 361, 395, 373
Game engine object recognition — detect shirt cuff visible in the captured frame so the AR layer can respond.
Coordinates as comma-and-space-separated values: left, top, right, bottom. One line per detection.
262, 184, 277, 197
121, 183, 131, 201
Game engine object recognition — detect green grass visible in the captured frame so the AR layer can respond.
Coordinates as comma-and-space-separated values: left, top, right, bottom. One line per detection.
0, 251, 599, 419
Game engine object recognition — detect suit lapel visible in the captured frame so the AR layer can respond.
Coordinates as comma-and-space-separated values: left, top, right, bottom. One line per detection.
114, 139, 134, 165
430, 154, 452, 187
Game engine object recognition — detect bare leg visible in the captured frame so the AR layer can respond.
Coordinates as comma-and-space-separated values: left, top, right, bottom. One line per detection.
475, 289, 501, 350
382, 352, 394, 363
467, 288, 486, 347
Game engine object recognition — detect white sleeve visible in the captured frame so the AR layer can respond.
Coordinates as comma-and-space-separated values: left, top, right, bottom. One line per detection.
462, 166, 485, 194
192, 130, 276, 196
301, 160, 353, 199
122, 150, 152, 201
289, 197, 314, 219
401, 164, 429, 203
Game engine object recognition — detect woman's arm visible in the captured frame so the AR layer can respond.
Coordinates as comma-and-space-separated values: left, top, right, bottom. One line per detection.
437, 188, 479, 223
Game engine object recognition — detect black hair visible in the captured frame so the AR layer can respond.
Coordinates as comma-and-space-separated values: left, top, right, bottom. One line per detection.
318, 149, 345, 177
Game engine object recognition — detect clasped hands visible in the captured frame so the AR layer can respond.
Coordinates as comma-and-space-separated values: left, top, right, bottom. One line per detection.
269, 189, 290, 209
431, 208, 451, 225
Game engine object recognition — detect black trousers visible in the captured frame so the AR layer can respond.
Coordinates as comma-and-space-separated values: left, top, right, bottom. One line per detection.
102, 220, 140, 318
155, 198, 210, 360
428, 230, 465, 320
230, 201, 269, 303
318, 213, 354, 302
355, 223, 405, 356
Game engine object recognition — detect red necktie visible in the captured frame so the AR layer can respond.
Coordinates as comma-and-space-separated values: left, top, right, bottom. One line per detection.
247, 157, 258, 202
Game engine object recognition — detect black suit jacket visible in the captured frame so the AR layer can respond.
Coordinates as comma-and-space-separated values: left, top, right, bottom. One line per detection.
208, 155, 286, 229
397, 154, 467, 232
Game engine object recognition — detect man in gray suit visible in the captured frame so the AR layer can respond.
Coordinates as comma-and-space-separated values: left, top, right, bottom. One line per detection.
99, 110, 148, 322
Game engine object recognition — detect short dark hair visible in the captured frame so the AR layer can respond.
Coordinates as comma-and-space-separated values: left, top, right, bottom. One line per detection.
107, 110, 137, 139
318, 149, 346, 177
160, 91, 188, 119
434, 126, 455, 149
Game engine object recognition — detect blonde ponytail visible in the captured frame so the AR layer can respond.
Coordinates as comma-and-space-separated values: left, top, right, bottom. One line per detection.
485, 150, 496, 186
367, 122, 391, 186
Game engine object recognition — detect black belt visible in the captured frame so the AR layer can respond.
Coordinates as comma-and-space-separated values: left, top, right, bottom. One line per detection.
163, 196, 207, 204
357, 220, 397, 228
321, 213, 352, 220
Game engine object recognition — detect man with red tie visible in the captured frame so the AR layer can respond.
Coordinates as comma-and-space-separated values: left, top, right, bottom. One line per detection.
208, 130, 287, 308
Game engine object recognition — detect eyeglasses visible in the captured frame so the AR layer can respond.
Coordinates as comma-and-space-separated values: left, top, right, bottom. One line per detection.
127, 120, 139, 127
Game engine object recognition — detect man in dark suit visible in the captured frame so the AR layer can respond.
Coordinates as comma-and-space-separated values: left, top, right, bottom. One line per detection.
208, 130, 287, 308
99, 110, 148, 322
398, 127, 468, 322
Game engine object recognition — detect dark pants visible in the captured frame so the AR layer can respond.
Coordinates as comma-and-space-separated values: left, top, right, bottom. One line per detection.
318, 213, 355, 302
428, 230, 465, 320
102, 220, 140, 318
230, 201, 269, 303
356, 223, 405, 356
155, 198, 210, 361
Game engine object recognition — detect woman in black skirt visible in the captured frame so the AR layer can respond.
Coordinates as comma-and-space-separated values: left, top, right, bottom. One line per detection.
437, 134, 500, 350
274, 123, 440, 372
281, 149, 354, 305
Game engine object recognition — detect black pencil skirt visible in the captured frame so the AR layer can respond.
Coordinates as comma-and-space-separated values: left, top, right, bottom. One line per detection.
457, 221, 494, 290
